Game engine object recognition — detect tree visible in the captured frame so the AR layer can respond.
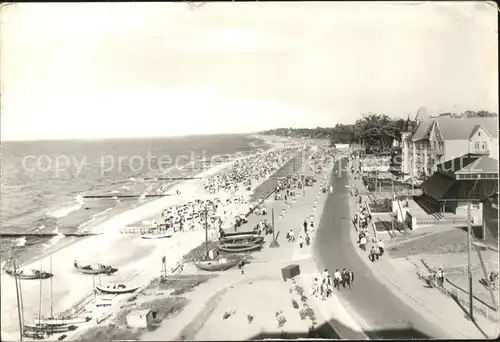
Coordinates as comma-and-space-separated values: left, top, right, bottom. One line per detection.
354, 113, 400, 152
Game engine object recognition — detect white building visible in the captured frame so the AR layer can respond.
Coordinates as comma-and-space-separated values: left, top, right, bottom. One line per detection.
401, 107, 498, 179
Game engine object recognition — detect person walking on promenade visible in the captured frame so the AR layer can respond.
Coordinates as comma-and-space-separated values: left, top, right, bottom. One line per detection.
437, 268, 445, 287
320, 279, 328, 301
360, 235, 367, 251
305, 233, 311, 246
311, 277, 319, 297
341, 269, 348, 288
378, 240, 385, 257
299, 235, 304, 249
303, 220, 308, 233
329, 185, 333, 194
322, 269, 329, 283
369, 246, 377, 262
347, 269, 354, 290
326, 275, 333, 297
333, 269, 342, 290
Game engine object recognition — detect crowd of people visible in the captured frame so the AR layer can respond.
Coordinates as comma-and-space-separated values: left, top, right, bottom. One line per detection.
312, 268, 355, 300
153, 146, 301, 236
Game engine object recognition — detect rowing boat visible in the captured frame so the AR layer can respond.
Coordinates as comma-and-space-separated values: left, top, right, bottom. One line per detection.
141, 231, 174, 239
73, 261, 117, 275
95, 283, 139, 295
5, 268, 53, 280
194, 257, 241, 271
222, 231, 256, 237
35, 317, 90, 326
220, 235, 264, 245
217, 243, 262, 253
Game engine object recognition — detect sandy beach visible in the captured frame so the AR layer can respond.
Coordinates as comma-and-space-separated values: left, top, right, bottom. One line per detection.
0, 136, 301, 341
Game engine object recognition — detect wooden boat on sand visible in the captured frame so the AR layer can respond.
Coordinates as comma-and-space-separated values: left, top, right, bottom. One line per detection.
73, 261, 117, 275
5, 268, 53, 280
222, 231, 256, 237
95, 283, 139, 295
220, 235, 264, 245
217, 243, 262, 253
194, 257, 241, 271
35, 317, 91, 326
141, 231, 174, 239
24, 323, 77, 334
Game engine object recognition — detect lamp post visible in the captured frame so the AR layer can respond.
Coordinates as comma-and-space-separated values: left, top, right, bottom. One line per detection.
270, 207, 279, 248
466, 203, 474, 321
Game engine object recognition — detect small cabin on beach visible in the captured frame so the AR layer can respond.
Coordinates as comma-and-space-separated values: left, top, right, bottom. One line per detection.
126, 309, 154, 329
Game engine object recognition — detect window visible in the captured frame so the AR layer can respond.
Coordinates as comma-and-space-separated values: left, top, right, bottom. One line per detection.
475, 142, 480, 149
482, 143, 486, 150
478, 132, 481, 136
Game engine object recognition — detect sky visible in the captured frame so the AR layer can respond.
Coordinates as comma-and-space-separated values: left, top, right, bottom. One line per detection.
0, 1, 498, 141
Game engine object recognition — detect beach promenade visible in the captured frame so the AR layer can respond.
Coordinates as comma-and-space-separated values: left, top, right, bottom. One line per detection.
139, 146, 368, 340
314, 157, 487, 339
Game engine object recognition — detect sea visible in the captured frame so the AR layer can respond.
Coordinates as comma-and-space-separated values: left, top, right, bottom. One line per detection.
0, 134, 270, 266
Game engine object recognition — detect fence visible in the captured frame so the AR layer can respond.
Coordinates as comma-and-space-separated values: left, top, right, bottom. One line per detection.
416, 267, 499, 323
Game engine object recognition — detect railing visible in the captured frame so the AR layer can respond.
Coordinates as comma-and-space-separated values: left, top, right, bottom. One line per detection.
416, 267, 499, 323
414, 216, 468, 226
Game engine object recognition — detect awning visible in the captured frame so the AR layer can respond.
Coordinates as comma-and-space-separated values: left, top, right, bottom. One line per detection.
420, 173, 455, 201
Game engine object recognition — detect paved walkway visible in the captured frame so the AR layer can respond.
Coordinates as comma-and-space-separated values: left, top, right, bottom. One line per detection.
343, 159, 499, 339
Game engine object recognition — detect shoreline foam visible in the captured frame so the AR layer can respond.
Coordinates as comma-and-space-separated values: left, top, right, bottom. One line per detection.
0, 137, 289, 341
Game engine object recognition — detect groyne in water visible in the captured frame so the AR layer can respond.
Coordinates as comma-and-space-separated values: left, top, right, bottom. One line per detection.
82, 194, 173, 199
0, 232, 101, 238
143, 177, 202, 181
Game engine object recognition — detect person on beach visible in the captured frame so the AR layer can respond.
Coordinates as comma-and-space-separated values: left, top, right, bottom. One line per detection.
289, 230, 295, 242
303, 220, 308, 234
299, 235, 304, 249
329, 185, 333, 193
305, 233, 311, 246
333, 269, 341, 291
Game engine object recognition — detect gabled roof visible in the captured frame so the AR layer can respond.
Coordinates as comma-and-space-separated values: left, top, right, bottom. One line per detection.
411, 120, 433, 141
435, 117, 498, 140
455, 156, 499, 174
469, 124, 493, 139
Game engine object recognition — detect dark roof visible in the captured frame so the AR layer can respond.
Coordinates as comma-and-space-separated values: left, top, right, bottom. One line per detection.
441, 179, 498, 201
421, 172, 498, 201
421, 173, 455, 200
